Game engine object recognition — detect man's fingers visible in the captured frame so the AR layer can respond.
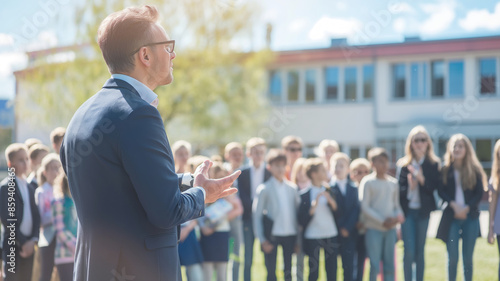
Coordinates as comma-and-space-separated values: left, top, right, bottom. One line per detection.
195, 160, 213, 177
219, 170, 241, 186
218, 187, 238, 198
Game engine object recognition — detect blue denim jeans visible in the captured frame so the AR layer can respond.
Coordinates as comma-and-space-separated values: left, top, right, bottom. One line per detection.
365, 228, 397, 281
243, 219, 255, 281
401, 209, 429, 281
446, 217, 479, 281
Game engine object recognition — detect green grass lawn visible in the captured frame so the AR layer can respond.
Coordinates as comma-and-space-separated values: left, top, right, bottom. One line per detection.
185, 238, 499, 281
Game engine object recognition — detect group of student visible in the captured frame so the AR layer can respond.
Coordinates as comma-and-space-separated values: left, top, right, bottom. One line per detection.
174, 125, 500, 281
0, 127, 77, 281
1, 125, 500, 281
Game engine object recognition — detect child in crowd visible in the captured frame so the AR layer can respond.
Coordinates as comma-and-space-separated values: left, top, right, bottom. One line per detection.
437, 134, 486, 281
361, 148, 404, 281
199, 163, 243, 281
330, 153, 359, 281
298, 158, 339, 281
291, 157, 311, 190
253, 149, 299, 281
349, 158, 371, 281
236, 138, 270, 281
50, 127, 66, 155
223, 142, 244, 173
35, 153, 62, 281
0, 143, 40, 281
52, 173, 77, 281
317, 139, 340, 180
27, 144, 50, 186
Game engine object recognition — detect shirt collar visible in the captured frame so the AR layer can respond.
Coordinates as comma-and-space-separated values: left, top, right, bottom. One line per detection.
251, 162, 265, 172
412, 156, 425, 166
111, 74, 158, 105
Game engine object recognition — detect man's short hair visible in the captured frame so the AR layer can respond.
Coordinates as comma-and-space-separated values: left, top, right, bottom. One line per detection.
266, 149, 287, 166
28, 144, 50, 161
5, 143, 28, 164
281, 135, 303, 149
303, 157, 325, 180
368, 147, 389, 162
246, 137, 266, 153
50, 127, 66, 146
97, 5, 159, 73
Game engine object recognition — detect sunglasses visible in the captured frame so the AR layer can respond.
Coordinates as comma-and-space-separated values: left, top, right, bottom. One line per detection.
413, 138, 428, 143
286, 147, 302, 152
130, 40, 175, 56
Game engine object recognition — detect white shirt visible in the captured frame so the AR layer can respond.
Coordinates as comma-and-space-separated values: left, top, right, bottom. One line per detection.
454, 170, 466, 207
407, 157, 425, 209
17, 177, 33, 236
250, 163, 266, 200
112, 74, 206, 199
331, 178, 348, 196
305, 185, 338, 239
271, 178, 297, 236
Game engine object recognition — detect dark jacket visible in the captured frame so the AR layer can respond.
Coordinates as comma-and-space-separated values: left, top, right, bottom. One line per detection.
0, 176, 41, 255
60, 78, 205, 281
298, 187, 341, 255
398, 158, 440, 218
331, 181, 360, 235
436, 166, 484, 242
237, 166, 271, 222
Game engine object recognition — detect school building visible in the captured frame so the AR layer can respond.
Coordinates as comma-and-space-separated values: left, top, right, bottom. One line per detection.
265, 35, 500, 173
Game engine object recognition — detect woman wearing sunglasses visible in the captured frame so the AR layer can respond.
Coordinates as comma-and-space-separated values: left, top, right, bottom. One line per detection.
396, 126, 441, 281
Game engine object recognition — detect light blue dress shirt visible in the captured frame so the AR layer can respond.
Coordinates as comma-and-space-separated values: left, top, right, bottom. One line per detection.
111, 74, 158, 104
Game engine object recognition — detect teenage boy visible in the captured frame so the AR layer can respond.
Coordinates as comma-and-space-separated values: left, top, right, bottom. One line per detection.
253, 149, 299, 281
361, 148, 404, 281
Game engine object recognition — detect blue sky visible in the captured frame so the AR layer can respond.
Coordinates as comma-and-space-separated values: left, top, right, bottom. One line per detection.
1, 0, 500, 99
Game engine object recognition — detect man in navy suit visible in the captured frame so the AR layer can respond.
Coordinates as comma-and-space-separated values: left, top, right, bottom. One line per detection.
60, 5, 240, 281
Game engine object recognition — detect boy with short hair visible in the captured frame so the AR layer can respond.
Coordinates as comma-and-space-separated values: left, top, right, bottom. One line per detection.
26, 144, 50, 186
361, 148, 404, 281
0, 143, 41, 281
224, 142, 244, 173
253, 149, 299, 281
330, 152, 360, 281
236, 137, 270, 281
50, 127, 66, 155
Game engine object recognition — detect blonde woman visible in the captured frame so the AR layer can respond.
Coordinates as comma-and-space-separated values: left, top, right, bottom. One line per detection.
290, 157, 311, 190
396, 126, 441, 281
436, 134, 487, 281
487, 140, 500, 280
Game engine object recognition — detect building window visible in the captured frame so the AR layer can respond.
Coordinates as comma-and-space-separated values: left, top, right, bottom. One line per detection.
479, 58, 497, 95
449, 60, 464, 97
410, 63, 420, 99
431, 60, 444, 97
305, 69, 316, 102
325, 67, 339, 101
287, 70, 299, 101
393, 64, 406, 98
345, 66, 357, 101
269, 71, 282, 102
363, 65, 374, 100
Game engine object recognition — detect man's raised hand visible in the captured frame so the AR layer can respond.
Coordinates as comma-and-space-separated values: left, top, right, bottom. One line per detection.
193, 160, 241, 203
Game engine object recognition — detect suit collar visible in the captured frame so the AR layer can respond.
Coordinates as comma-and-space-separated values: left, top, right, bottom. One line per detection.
102, 78, 140, 98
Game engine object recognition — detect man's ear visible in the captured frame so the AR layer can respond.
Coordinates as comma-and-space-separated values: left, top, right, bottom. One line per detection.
137, 47, 152, 67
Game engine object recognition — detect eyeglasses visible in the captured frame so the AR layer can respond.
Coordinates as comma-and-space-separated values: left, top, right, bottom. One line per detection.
130, 40, 175, 56
286, 147, 302, 152
413, 138, 428, 143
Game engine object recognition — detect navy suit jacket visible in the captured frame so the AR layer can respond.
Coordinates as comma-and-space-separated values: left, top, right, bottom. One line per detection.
60, 78, 205, 281
0, 176, 40, 255
331, 181, 360, 236
237, 166, 271, 222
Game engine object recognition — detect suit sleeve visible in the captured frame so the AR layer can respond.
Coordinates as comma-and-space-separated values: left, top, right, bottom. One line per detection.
119, 106, 205, 229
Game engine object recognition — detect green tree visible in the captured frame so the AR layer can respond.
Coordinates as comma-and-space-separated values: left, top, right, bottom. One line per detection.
17, 0, 274, 150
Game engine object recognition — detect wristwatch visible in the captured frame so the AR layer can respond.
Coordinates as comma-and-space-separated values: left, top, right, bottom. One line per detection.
180, 173, 195, 192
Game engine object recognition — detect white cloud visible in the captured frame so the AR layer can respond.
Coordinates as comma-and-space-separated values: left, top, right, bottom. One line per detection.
0, 34, 14, 47
393, 18, 407, 33
308, 16, 362, 41
392, 2, 416, 14
419, 1, 456, 35
459, 2, 500, 31
25, 30, 58, 52
0, 52, 27, 77
289, 19, 307, 32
